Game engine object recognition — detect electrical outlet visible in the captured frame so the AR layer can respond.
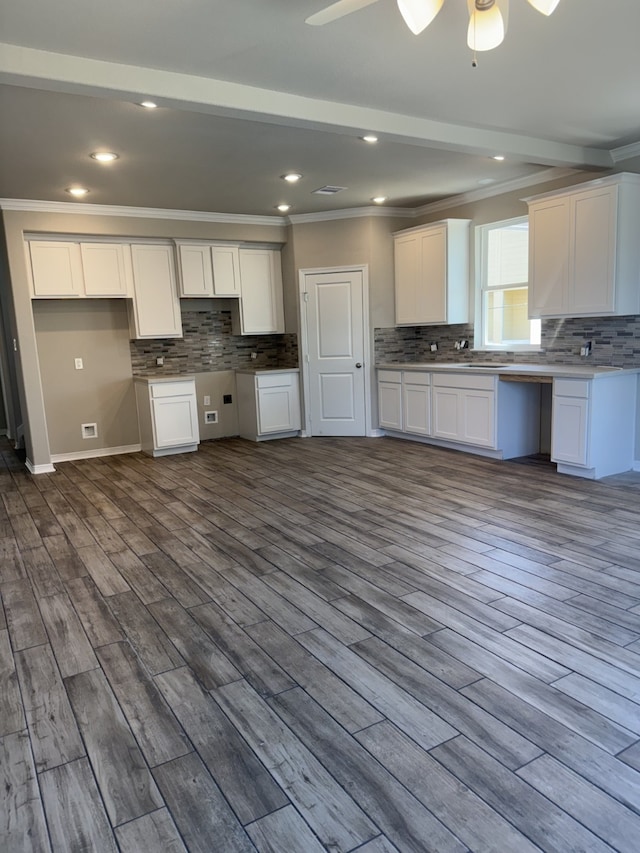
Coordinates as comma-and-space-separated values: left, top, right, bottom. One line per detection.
156, 356, 164, 366
430, 342, 438, 352
203, 395, 211, 406
251, 352, 258, 360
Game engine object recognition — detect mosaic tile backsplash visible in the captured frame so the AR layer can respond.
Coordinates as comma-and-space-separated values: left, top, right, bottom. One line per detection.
130, 308, 298, 376
375, 315, 640, 369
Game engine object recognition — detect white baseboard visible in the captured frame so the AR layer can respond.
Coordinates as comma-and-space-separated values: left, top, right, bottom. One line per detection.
368, 429, 385, 437
25, 459, 56, 475
50, 443, 141, 464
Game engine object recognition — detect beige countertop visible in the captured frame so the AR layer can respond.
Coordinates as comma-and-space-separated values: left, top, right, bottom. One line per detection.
133, 374, 196, 384
235, 367, 300, 375
377, 362, 638, 379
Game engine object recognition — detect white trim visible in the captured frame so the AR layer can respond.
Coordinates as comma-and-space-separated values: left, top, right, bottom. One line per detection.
633, 461, 640, 472
288, 206, 413, 224
298, 265, 371, 438
611, 141, 640, 163
50, 443, 141, 463
369, 429, 385, 438
0, 198, 286, 227
25, 459, 56, 474
413, 168, 581, 216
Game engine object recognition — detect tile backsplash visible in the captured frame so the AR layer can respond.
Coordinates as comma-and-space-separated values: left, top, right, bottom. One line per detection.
130, 308, 298, 375
375, 315, 640, 368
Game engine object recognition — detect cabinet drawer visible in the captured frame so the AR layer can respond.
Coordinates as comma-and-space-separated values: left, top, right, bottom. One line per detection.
256, 372, 296, 389
377, 370, 402, 383
403, 371, 430, 386
554, 378, 590, 398
150, 381, 195, 399
433, 372, 495, 391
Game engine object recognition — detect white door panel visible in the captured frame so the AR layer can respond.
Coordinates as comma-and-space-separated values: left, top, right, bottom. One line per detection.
303, 270, 366, 436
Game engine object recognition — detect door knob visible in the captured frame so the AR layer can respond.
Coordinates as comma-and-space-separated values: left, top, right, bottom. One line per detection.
355, 363, 362, 368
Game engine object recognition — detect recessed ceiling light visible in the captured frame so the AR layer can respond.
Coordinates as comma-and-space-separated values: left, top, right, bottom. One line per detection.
282, 173, 302, 183
492, 155, 505, 161
90, 152, 119, 162
276, 204, 291, 213
66, 186, 89, 197
361, 135, 378, 144
139, 101, 158, 109
372, 196, 387, 204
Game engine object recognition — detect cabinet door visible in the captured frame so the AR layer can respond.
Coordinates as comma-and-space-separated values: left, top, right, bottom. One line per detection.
257, 384, 300, 434
551, 395, 589, 466
212, 246, 240, 296
29, 241, 84, 297
418, 226, 447, 323
432, 387, 460, 441
177, 244, 214, 297
238, 250, 284, 334
378, 381, 403, 430
403, 383, 430, 435
130, 245, 182, 338
81, 243, 132, 297
152, 395, 199, 448
570, 187, 616, 315
528, 198, 570, 317
460, 390, 495, 447
394, 234, 419, 325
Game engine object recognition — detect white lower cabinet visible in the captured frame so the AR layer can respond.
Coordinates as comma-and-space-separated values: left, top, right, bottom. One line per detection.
134, 377, 199, 457
378, 370, 431, 435
432, 374, 496, 448
236, 370, 301, 441
551, 374, 637, 479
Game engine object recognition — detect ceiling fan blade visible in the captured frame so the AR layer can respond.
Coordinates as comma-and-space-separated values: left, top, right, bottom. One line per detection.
305, 0, 382, 27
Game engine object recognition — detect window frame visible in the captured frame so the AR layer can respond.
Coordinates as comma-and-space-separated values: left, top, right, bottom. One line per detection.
473, 216, 541, 352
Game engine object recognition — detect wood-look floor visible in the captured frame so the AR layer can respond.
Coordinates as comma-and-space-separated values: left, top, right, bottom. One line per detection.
2, 434, 640, 852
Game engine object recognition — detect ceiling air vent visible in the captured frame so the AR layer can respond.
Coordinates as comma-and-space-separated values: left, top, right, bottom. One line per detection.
312, 185, 348, 195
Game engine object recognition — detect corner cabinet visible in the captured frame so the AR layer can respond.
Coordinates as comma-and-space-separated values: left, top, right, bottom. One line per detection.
393, 219, 470, 326
128, 244, 182, 339
134, 377, 199, 457
527, 173, 640, 319
236, 370, 301, 441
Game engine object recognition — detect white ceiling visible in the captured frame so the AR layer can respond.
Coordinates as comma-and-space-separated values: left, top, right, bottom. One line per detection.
1, 0, 639, 216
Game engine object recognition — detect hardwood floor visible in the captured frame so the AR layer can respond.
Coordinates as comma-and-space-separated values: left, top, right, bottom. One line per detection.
2, 434, 640, 852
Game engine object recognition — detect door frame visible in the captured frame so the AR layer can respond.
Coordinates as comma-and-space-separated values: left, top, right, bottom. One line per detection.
298, 265, 374, 437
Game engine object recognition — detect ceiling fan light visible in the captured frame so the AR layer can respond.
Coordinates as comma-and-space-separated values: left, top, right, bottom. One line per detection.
467, 0, 508, 51
397, 0, 444, 35
526, 0, 561, 15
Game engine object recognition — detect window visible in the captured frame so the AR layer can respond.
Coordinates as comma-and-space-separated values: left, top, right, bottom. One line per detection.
476, 217, 541, 350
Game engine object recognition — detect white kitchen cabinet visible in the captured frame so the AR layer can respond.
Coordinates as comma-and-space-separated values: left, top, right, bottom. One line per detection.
129, 244, 182, 339
134, 377, 199, 457
378, 371, 403, 431
551, 374, 637, 478
393, 219, 470, 326
236, 370, 301, 441
527, 173, 640, 319
80, 243, 133, 297
233, 249, 285, 335
403, 372, 431, 436
177, 243, 240, 297
432, 373, 496, 448
28, 240, 84, 297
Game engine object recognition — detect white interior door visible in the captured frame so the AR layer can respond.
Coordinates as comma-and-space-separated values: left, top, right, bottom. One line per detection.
302, 269, 367, 436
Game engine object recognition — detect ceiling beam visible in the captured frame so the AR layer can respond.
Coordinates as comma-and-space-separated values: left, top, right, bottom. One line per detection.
0, 43, 613, 169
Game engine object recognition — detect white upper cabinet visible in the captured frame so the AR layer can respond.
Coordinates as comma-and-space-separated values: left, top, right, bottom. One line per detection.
527, 173, 640, 319
80, 243, 133, 297
28, 241, 84, 297
129, 244, 182, 339
393, 219, 470, 326
233, 248, 285, 335
177, 243, 241, 297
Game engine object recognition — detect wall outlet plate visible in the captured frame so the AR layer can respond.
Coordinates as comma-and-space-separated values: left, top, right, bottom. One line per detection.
81, 423, 98, 439
204, 411, 218, 424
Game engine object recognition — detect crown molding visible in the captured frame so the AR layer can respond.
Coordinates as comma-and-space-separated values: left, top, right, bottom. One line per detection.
611, 141, 640, 163
287, 205, 414, 224
411, 168, 582, 216
0, 198, 287, 227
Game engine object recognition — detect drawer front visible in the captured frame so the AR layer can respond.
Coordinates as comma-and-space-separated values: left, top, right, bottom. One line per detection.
256, 372, 296, 389
150, 380, 196, 399
553, 378, 591, 398
402, 371, 430, 386
377, 370, 402, 383
432, 372, 495, 391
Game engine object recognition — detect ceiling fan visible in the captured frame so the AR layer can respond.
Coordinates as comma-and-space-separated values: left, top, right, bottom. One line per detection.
306, 0, 561, 52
